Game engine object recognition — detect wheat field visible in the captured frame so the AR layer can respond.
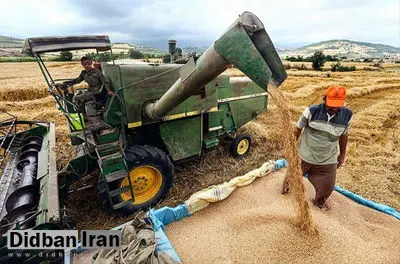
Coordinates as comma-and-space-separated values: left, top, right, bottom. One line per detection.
0, 61, 399, 230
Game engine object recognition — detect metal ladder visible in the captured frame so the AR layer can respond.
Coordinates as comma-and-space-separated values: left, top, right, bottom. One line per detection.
94, 128, 135, 210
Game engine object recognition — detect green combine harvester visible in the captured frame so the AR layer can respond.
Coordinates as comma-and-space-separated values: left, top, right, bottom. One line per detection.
0, 12, 286, 261
29, 11, 286, 214
0, 11, 286, 263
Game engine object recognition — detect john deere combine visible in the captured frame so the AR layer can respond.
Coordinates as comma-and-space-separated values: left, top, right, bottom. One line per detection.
11, 11, 286, 219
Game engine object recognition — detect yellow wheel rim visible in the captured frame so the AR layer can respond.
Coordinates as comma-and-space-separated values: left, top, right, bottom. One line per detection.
237, 138, 249, 155
120, 165, 162, 205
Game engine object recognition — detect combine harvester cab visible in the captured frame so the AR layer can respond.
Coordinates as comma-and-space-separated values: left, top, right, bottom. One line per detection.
23, 11, 287, 215
0, 110, 59, 262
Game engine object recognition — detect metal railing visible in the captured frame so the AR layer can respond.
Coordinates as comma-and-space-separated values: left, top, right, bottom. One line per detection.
0, 110, 17, 168
34, 54, 88, 137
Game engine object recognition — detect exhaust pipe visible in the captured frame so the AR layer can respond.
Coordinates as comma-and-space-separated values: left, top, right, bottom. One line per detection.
144, 11, 287, 120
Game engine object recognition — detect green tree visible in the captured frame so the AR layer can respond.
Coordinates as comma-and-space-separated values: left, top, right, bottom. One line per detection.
310, 50, 326, 71
295, 55, 303, 62
330, 62, 356, 72
128, 49, 144, 59
84, 52, 114, 62
97, 52, 113, 62
163, 54, 171, 63
325, 55, 339, 61
116, 52, 128, 59
330, 62, 341, 72
59, 51, 73, 61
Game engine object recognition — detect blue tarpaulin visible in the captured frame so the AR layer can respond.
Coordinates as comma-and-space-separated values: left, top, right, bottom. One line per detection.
304, 172, 400, 220
334, 185, 400, 220
147, 204, 189, 263
148, 204, 189, 230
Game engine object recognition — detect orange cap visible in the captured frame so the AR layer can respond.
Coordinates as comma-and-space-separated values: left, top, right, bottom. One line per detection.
326, 86, 346, 107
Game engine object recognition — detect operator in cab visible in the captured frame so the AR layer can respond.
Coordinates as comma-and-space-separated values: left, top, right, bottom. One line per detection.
57, 56, 114, 112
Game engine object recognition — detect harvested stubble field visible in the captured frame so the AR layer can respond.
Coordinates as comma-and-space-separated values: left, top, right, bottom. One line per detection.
0, 61, 399, 231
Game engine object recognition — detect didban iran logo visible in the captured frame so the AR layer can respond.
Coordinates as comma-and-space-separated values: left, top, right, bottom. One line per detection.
7, 230, 121, 250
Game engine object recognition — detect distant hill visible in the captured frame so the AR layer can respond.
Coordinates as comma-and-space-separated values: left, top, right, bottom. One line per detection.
181, 46, 207, 54
112, 43, 165, 56
0, 37, 167, 57
0, 36, 198, 58
0, 36, 24, 48
113, 44, 208, 56
1, 36, 399, 60
279, 40, 400, 59
0, 36, 24, 56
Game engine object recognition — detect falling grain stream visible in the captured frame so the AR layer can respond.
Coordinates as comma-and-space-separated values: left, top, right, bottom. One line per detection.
267, 85, 316, 234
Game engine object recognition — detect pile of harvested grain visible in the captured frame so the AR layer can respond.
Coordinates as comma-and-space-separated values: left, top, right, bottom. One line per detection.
166, 169, 400, 264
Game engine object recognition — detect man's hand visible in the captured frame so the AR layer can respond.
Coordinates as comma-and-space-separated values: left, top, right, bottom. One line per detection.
338, 133, 348, 168
108, 91, 115, 96
337, 154, 345, 168
294, 127, 302, 141
55, 83, 68, 90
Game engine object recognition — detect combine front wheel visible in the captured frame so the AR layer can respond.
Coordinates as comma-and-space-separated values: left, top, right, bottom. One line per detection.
113, 145, 174, 213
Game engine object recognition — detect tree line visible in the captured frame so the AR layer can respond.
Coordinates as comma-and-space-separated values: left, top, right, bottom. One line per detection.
1, 49, 364, 72
285, 53, 340, 63
286, 51, 358, 71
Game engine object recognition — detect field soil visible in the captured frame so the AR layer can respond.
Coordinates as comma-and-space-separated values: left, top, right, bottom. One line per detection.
0, 61, 399, 230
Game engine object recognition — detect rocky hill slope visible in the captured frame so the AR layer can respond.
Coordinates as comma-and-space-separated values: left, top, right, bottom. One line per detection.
279, 39, 400, 59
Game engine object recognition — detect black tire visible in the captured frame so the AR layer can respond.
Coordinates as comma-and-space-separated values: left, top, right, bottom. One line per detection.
231, 134, 252, 157
111, 145, 174, 214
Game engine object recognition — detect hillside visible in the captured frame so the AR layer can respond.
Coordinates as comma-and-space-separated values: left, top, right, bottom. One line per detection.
0, 37, 167, 57
1, 36, 399, 60
279, 39, 400, 59
0, 36, 24, 47
0, 36, 24, 57
112, 43, 165, 56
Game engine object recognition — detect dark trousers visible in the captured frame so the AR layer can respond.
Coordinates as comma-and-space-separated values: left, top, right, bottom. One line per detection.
73, 91, 95, 112
301, 160, 337, 206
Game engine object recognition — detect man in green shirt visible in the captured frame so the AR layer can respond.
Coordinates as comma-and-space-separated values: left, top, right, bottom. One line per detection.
59, 56, 113, 111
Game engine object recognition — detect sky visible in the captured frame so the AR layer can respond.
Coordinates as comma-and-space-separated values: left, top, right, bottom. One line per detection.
1, 0, 399, 49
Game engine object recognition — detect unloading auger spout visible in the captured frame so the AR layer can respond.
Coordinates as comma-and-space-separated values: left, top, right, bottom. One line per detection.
144, 11, 287, 120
